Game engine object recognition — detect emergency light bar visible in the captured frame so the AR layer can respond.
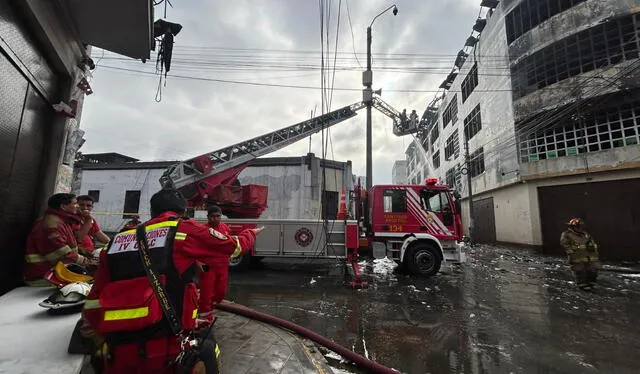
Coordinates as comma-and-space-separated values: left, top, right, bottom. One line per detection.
425, 178, 438, 185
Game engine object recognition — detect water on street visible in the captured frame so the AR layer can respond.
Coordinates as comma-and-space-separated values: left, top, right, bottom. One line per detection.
225, 246, 640, 374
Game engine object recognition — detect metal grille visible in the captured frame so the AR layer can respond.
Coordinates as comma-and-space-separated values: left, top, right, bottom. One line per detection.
519, 98, 640, 162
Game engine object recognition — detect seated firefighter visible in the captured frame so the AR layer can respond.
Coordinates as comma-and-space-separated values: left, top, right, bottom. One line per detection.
81, 188, 263, 374
560, 217, 600, 290
24, 193, 98, 287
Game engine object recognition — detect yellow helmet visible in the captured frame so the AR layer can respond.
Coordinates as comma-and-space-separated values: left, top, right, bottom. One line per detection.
44, 262, 93, 287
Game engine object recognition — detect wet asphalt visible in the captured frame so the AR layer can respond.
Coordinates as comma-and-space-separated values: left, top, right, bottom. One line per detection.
225, 246, 640, 374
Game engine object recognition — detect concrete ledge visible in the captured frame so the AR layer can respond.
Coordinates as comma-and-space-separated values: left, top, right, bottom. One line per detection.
0, 286, 86, 374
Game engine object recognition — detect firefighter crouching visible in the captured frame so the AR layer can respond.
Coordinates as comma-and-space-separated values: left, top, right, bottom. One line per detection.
560, 218, 600, 290
24, 193, 98, 287
81, 188, 263, 373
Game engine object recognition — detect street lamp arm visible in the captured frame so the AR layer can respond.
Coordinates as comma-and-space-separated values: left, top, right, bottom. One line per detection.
369, 4, 398, 28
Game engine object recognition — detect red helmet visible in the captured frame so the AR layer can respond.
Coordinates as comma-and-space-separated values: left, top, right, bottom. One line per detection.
567, 217, 584, 226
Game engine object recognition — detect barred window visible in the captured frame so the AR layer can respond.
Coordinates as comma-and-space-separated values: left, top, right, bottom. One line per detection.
464, 105, 482, 141
461, 63, 478, 103
511, 14, 640, 99
519, 99, 640, 163
443, 95, 458, 128
433, 150, 441, 170
469, 147, 485, 177
505, 0, 587, 44
444, 130, 460, 160
445, 167, 457, 188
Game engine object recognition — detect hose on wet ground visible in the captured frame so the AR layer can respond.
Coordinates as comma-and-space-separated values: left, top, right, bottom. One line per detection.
216, 301, 398, 374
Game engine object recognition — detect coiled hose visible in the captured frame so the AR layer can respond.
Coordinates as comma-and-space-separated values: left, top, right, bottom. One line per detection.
216, 301, 398, 374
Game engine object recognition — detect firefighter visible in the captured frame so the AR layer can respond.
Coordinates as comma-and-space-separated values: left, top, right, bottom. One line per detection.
196, 205, 231, 323
81, 188, 263, 373
560, 218, 600, 290
75, 195, 111, 255
24, 193, 97, 286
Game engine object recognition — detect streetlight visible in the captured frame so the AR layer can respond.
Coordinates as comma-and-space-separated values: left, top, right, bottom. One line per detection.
363, 4, 398, 193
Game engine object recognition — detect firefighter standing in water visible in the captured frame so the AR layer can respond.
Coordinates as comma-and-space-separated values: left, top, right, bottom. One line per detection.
81, 188, 263, 373
196, 206, 231, 323
560, 218, 600, 290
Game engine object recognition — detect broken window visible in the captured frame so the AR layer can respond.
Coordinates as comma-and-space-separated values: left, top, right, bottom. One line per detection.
511, 14, 640, 99
442, 95, 458, 128
432, 150, 441, 170
470, 147, 485, 177
505, 0, 587, 44
445, 130, 460, 161
461, 63, 478, 103
430, 123, 440, 146
464, 105, 482, 141
518, 98, 640, 162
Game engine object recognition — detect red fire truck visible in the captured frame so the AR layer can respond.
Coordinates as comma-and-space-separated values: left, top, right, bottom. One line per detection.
160, 95, 466, 281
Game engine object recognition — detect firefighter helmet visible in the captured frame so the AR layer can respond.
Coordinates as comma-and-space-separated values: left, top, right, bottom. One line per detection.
38, 281, 91, 311
44, 261, 93, 288
567, 218, 584, 227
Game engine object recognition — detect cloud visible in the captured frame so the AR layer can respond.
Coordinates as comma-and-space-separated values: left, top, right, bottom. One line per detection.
81, 0, 481, 183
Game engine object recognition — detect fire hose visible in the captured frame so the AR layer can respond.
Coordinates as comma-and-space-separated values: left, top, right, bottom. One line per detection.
216, 301, 398, 374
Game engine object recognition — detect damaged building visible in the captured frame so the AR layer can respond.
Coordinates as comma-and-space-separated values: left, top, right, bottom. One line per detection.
73, 153, 354, 234
408, 0, 640, 260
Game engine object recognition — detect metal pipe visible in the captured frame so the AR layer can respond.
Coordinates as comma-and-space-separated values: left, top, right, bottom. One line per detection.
216, 301, 399, 374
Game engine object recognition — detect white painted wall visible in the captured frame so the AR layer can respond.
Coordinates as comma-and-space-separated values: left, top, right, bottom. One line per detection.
79, 158, 351, 233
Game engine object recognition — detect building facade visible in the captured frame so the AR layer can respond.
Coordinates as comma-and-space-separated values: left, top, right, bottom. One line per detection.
408, 0, 640, 260
0, 0, 154, 294
392, 160, 408, 184
75, 153, 354, 233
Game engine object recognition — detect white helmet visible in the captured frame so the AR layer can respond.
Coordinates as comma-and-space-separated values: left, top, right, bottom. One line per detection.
39, 282, 92, 311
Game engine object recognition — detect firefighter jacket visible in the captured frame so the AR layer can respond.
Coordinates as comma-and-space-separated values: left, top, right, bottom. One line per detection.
24, 209, 87, 286
82, 211, 256, 342
560, 228, 599, 263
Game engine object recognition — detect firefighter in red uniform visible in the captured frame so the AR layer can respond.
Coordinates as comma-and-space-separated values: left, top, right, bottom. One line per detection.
197, 206, 231, 323
24, 193, 97, 286
81, 189, 263, 373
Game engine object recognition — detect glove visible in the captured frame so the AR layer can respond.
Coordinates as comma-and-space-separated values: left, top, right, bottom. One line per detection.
78, 254, 99, 267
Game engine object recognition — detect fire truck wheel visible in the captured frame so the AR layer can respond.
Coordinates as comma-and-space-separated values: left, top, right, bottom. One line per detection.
228, 253, 251, 271
406, 243, 441, 277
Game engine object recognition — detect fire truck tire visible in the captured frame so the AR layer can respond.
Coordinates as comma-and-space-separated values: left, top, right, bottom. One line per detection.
405, 242, 441, 277
228, 253, 251, 271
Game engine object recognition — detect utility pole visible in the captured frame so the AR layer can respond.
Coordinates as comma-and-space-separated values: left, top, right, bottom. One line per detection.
464, 138, 475, 245
364, 26, 373, 193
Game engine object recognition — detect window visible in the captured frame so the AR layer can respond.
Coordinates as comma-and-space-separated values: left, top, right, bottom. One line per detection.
88, 190, 100, 202
470, 147, 485, 177
430, 123, 440, 146
123, 190, 141, 219
505, 0, 587, 44
464, 105, 482, 141
445, 167, 459, 189
461, 63, 478, 102
511, 14, 640, 99
444, 130, 460, 160
322, 190, 339, 219
432, 150, 441, 170
442, 95, 458, 128
423, 190, 451, 213
518, 98, 640, 162
383, 189, 406, 213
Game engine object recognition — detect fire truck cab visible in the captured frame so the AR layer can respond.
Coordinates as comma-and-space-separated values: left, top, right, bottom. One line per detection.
366, 178, 466, 276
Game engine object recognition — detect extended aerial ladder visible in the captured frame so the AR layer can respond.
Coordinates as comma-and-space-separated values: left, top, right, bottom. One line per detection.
159, 94, 419, 215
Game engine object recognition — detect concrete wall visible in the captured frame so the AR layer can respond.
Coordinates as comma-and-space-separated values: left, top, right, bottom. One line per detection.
392, 160, 407, 184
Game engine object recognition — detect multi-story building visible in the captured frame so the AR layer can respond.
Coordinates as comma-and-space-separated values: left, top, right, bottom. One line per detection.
392, 160, 408, 184
408, 0, 640, 260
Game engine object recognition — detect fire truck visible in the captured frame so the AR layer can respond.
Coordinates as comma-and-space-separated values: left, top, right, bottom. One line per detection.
159, 95, 466, 281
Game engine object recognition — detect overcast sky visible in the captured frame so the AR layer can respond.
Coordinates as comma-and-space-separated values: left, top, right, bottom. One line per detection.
81, 0, 481, 184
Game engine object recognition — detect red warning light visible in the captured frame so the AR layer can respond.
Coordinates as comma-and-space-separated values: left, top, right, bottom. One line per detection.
425, 178, 438, 185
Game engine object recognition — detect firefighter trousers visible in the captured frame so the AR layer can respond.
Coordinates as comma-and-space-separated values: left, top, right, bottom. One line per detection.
570, 261, 599, 288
